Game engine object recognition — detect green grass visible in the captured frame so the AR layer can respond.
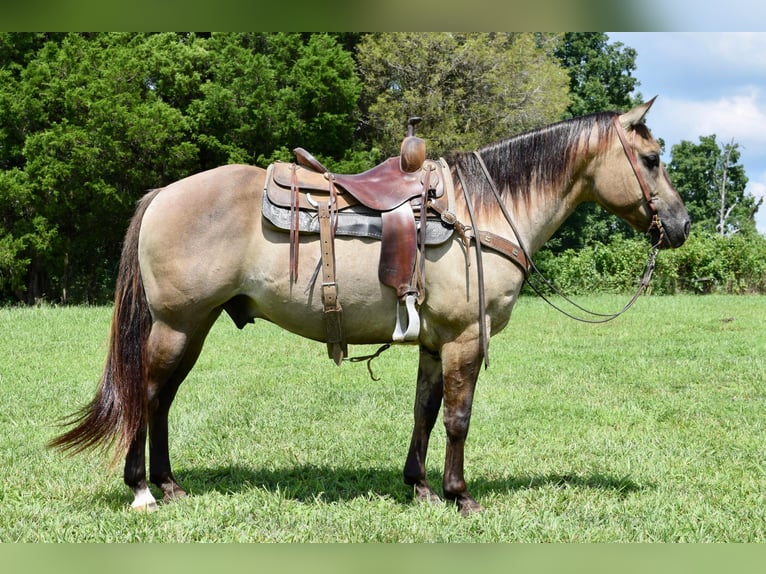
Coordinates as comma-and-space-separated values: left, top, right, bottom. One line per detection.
1, 295, 765, 542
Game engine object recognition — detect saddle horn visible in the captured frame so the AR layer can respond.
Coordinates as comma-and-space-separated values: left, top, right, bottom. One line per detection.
400, 116, 426, 173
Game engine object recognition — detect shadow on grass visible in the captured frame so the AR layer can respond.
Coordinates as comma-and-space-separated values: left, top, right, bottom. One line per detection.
166, 464, 649, 506
473, 471, 649, 498
179, 464, 412, 504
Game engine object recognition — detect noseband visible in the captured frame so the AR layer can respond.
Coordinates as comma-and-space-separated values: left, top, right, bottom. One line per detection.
612, 115, 666, 248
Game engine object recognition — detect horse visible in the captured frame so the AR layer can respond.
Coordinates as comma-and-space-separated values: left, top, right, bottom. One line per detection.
50, 98, 690, 515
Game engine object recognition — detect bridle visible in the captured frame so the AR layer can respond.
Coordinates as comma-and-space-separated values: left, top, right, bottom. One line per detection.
611, 115, 667, 249
466, 113, 666, 336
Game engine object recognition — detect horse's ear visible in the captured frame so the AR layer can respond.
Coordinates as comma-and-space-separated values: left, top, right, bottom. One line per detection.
619, 96, 657, 130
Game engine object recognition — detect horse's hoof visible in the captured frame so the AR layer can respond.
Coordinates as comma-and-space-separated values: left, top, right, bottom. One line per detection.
130, 488, 159, 511
456, 497, 485, 517
131, 500, 159, 512
414, 484, 442, 505
162, 490, 188, 504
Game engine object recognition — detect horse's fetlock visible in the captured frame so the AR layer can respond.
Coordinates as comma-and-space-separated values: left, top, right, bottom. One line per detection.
442, 478, 467, 500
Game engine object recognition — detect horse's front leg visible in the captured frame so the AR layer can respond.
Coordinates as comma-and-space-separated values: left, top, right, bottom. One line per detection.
440, 339, 484, 515
403, 346, 444, 503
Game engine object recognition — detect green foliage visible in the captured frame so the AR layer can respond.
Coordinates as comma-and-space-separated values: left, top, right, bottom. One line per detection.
654, 232, 766, 294
191, 33, 362, 168
531, 236, 649, 296
532, 232, 766, 296
356, 33, 570, 157
666, 135, 759, 237
0, 32, 363, 303
555, 32, 642, 119
1, 33, 206, 302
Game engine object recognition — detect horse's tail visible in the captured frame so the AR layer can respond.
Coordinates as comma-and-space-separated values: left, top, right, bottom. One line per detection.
49, 188, 161, 461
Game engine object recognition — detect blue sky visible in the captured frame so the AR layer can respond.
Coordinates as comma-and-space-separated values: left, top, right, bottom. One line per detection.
608, 32, 766, 235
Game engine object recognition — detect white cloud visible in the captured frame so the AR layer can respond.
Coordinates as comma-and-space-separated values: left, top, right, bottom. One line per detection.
751, 180, 766, 198
708, 33, 766, 74
647, 91, 766, 186
660, 33, 766, 74
655, 91, 766, 146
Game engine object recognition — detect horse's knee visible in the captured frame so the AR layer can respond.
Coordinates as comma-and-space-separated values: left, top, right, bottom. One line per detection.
443, 407, 471, 442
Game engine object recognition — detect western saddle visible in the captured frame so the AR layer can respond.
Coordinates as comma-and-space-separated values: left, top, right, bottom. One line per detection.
262, 117, 528, 365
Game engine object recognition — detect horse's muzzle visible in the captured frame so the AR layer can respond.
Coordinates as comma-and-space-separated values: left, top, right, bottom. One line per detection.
654, 213, 691, 249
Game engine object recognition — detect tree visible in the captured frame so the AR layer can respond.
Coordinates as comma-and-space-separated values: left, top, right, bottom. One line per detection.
0, 33, 364, 303
554, 32, 642, 119
189, 33, 363, 169
355, 33, 571, 158
548, 32, 643, 251
1, 33, 204, 302
667, 135, 760, 237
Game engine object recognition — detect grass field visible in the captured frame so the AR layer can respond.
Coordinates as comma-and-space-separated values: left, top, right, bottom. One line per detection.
1, 295, 765, 542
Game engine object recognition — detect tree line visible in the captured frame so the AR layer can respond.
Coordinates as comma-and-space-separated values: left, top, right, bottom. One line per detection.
0, 32, 762, 304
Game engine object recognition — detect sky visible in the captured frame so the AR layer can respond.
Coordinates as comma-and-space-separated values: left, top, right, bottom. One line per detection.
608, 32, 766, 235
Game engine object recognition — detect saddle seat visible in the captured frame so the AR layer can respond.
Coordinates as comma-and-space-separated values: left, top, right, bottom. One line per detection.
292, 148, 429, 211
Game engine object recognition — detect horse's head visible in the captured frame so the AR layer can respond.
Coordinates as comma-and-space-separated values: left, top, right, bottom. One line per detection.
594, 98, 691, 249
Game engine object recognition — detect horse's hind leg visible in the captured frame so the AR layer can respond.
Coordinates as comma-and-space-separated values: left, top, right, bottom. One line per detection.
147, 376, 186, 502
123, 320, 188, 510
124, 426, 154, 510
147, 310, 222, 503
123, 313, 217, 509
403, 346, 444, 503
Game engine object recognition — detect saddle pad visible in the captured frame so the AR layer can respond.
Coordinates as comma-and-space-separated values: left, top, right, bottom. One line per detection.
262, 193, 454, 245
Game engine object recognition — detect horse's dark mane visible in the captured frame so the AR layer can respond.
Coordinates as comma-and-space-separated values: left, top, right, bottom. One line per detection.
449, 111, 617, 208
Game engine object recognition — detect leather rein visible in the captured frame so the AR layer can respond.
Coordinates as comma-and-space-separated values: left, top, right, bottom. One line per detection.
455, 114, 666, 365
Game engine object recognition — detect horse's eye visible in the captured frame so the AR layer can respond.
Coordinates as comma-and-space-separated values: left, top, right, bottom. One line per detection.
643, 154, 660, 169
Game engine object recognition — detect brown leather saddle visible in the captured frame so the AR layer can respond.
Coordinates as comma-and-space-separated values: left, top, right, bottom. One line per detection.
262, 121, 455, 364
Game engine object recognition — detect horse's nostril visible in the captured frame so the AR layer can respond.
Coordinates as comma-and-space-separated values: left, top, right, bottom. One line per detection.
684, 219, 691, 237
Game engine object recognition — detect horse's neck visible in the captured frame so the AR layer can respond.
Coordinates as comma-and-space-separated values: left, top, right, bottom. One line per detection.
455, 126, 603, 256
505, 181, 586, 255
520, 134, 605, 254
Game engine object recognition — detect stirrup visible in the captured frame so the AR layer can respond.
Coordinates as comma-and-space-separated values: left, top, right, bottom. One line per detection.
392, 293, 420, 342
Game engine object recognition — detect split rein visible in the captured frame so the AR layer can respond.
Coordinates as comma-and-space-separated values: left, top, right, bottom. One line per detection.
469, 115, 665, 327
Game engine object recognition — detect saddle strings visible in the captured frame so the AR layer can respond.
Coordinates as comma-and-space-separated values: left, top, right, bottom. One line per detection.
455, 161, 491, 367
